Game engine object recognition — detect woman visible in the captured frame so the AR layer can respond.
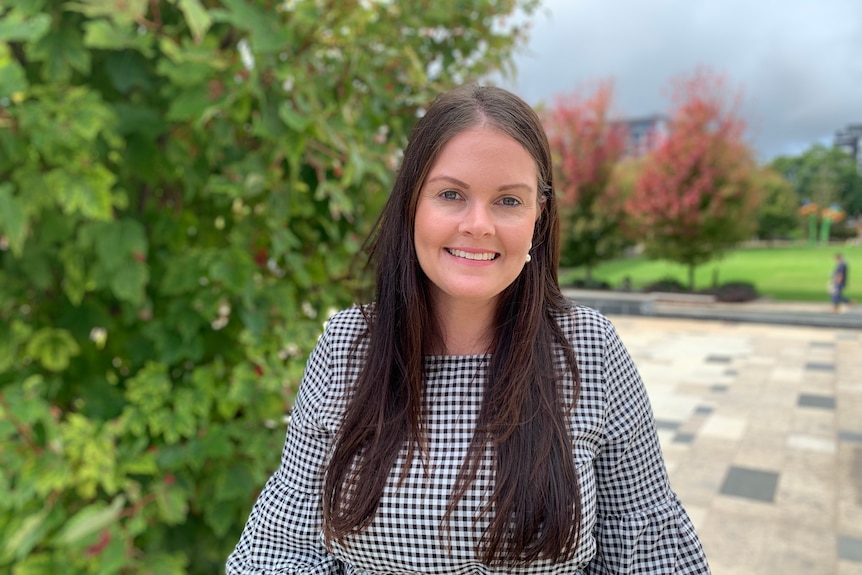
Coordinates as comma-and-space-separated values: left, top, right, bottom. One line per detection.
227, 84, 709, 574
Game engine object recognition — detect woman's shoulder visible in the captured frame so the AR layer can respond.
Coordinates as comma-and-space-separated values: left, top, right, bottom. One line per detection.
296, 305, 369, 409
553, 302, 613, 343
302, 305, 370, 363
322, 304, 371, 341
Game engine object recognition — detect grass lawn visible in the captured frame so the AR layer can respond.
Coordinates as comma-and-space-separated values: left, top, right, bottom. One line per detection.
559, 243, 862, 302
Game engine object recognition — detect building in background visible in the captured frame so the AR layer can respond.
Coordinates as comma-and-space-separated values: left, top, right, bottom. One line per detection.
834, 124, 862, 173
616, 114, 669, 158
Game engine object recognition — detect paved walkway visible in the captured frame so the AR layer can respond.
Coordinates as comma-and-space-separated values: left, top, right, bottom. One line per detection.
607, 314, 862, 574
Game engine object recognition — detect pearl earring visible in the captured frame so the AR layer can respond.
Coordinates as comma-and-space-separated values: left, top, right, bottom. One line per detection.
525, 242, 533, 263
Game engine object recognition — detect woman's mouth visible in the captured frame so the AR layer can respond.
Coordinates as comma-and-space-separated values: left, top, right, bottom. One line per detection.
446, 248, 499, 261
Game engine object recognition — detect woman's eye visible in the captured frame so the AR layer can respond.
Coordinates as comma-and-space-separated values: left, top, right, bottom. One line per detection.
440, 190, 461, 200
499, 196, 522, 207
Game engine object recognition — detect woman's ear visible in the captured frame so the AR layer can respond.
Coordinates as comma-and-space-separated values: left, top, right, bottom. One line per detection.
536, 185, 548, 219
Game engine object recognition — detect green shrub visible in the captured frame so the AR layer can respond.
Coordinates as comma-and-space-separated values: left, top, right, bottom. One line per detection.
0, 1, 536, 572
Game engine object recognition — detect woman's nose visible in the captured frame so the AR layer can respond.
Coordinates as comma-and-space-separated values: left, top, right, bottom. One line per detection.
458, 202, 494, 237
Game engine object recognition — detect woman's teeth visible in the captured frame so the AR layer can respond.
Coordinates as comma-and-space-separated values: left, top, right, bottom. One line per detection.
447, 249, 497, 261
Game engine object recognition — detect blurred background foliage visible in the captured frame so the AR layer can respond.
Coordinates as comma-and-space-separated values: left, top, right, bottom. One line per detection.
0, 0, 538, 572
546, 74, 862, 294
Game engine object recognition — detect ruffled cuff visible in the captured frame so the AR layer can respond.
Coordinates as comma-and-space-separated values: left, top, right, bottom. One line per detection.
586, 494, 709, 574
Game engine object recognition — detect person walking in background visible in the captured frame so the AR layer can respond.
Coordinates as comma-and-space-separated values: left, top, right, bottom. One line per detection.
831, 253, 851, 312
226, 84, 709, 574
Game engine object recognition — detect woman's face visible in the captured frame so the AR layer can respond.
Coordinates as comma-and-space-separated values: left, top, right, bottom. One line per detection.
414, 126, 540, 311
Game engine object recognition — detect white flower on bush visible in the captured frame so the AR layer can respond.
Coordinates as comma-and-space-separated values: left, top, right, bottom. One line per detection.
89, 327, 107, 349
211, 300, 232, 330
278, 342, 301, 360
218, 301, 231, 318
301, 301, 316, 319
237, 38, 255, 70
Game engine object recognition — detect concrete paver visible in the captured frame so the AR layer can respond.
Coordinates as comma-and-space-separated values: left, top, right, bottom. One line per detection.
607, 314, 862, 575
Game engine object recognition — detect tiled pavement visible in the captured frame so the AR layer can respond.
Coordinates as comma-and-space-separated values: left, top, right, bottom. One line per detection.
608, 314, 862, 575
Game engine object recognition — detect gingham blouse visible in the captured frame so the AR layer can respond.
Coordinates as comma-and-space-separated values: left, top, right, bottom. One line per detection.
226, 305, 709, 574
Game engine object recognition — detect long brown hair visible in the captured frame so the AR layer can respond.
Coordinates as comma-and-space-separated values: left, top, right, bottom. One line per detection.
323, 84, 582, 566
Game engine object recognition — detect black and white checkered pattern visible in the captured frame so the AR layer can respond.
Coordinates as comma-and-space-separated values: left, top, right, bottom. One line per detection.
226, 305, 710, 574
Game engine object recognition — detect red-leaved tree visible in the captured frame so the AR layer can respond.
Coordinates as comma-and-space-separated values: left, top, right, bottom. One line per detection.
628, 68, 759, 290
544, 81, 630, 280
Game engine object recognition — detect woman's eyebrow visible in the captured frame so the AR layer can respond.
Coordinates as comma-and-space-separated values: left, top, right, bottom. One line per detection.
427, 176, 533, 193
498, 183, 533, 193
426, 175, 470, 188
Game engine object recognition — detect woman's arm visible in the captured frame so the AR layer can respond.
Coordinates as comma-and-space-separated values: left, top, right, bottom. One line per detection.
586, 318, 709, 574
226, 324, 344, 575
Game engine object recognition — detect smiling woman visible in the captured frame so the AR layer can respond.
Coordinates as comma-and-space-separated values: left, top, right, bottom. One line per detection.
226, 84, 711, 574
413, 127, 541, 344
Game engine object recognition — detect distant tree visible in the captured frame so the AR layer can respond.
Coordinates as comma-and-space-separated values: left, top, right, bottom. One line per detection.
544, 81, 630, 280
0, 0, 537, 572
612, 155, 648, 202
771, 144, 862, 239
753, 167, 800, 240
627, 68, 759, 290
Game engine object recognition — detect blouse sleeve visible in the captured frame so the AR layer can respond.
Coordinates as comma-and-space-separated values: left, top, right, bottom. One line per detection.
585, 319, 710, 574
226, 326, 344, 575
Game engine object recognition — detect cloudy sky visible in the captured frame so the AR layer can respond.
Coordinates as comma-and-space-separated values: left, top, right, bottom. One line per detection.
500, 0, 862, 162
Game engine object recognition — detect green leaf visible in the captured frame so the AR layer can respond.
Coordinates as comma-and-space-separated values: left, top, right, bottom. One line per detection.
122, 450, 157, 475
165, 84, 211, 122
82, 19, 152, 54
0, 54, 28, 100
45, 166, 116, 220
79, 220, 150, 304
240, 306, 267, 339
0, 321, 30, 372
58, 244, 87, 305
104, 51, 154, 94
0, 10, 51, 42
52, 496, 125, 547
215, 0, 292, 54
0, 507, 51, 563
90, 219, 147, 271
137, 551, 188, 575
209, 249, 256, 293
213, 464, 255, 502
30, 23, 91, 83
19, 247, 54, 291
94, 533, 127, 575
109, 261, 149, 306
204, 503, 235, 538
82, 219, 150, 303
124, 362, 171, 412
65, 0, 148, 26
0, 183, 27, 256
191, 426, 234, 461
113, 103, 164, 139
8, 552, 57, 575
160, 254, 202, 296
0, 375, 46, 427
278, 102, 312, 132
155, 484, 188, 525
156, 37, 226, 87
176, 0, 213, 42
25, 328, 81, 372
